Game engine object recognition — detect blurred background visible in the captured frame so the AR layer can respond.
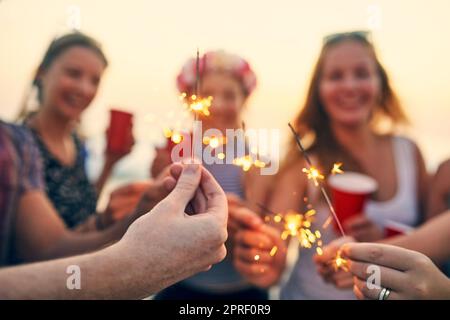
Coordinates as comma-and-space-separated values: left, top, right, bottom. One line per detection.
1, 0, 449, 184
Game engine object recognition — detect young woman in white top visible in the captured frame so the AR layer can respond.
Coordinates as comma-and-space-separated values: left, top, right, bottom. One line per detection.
231, 31, 429, 299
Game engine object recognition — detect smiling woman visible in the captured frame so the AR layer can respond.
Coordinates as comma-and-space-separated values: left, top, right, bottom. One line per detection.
17, 32, 134, 230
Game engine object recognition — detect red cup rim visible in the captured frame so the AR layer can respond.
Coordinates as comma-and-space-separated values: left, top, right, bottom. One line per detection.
110, 109, 133, 117
328, 172, 378, 195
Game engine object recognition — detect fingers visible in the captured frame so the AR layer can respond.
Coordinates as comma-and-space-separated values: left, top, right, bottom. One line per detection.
342, 243, 418, 272
234, 246, 273, 264
259, 224, 282, 246
169, 163, 183, 180
332, 270, 354, 289
164, 164, 202, 210
162, 176, 177, 192
353, 282, 366, 300
198, 166, 227, 220
314, 236, 354, 264
227, 193, 245, 207
229, 206, 263, 230
353, 277, 399, 300
234, 258, 270, 277
234, 230, 274, 250
190, 186, 207, 214
347, 259, 407, 291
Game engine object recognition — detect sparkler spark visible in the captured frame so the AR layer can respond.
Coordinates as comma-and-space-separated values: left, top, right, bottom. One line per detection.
180, 93, 213, 116
203, 136, 227, 148
269, 246, 278, 257
264, 209, 322, 253
163, 128, 184, 144
331, 162, 344, 175
302, 166, 325, 186
287, 123, 346, 237
331, 251, 349, 272
233, 155, 266, 172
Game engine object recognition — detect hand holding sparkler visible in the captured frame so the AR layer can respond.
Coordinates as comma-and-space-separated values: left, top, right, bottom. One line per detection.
287, 123, 351, 270
313, 236, 356, 289
227, 194, 264, 239
233, 222, 287, 288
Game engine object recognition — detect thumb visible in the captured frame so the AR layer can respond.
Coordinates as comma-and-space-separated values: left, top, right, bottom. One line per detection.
164, 163, 201, 209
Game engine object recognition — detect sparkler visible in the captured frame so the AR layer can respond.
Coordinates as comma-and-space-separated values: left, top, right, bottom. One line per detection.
287, 123, 346, 237
331, 162, 344, 175
177, 49, 213, 160
163, 127, 184, 144
258, 203, 324, 257
330, 250, 349, 272
287, 123, 349, 270
232, 121, 267, 172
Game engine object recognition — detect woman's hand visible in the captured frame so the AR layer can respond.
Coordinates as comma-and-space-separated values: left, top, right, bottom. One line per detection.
342, 242, 450, 300
314, 236, 355, 289
104, 127, 134, 165
227, 194, 262, 240
344, 214, 384, 242
233, 218, 287, 288
102, 182, 150, 225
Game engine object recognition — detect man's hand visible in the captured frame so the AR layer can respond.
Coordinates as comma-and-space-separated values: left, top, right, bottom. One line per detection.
117, 163, 228, 293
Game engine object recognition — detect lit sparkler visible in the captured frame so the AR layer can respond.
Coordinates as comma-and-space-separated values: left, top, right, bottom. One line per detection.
257, 203, 324, 257
287, 123, 349, 270
163, 128, 184, 144
232, 121, 267, 172
233, 155, 266, 172
331, 162, 344, 175
177, 49, 214, 160
330, 250, 349, 272
287, 123, 346, 237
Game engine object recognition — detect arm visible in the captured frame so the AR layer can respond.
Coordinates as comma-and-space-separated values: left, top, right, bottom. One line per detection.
413, 143, 431, 221
383, 210, 450, 264
75, 182, 150, 232
1, 164, 228, 299
427, 159, 450, 219
14, 175, 175, 263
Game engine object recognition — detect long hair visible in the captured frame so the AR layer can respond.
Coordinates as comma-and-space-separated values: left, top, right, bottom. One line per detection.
17, 32, 108, 121
283, 32, 409, 175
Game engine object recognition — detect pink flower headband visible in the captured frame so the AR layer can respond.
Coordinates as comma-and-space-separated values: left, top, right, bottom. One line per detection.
176, 50, 257, 96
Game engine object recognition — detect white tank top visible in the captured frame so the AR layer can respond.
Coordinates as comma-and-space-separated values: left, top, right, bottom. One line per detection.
280, 136, 419, 300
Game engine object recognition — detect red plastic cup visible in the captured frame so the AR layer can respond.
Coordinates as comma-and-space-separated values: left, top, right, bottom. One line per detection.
328, 172, 378, 232
384, 220, 413, 238
106, 109, 133, 154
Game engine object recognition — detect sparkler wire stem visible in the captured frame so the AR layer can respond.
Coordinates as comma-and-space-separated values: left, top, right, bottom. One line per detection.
287, 123, 346, 237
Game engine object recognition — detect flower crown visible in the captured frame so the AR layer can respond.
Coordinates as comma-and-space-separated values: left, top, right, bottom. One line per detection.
176, 50, 257, 96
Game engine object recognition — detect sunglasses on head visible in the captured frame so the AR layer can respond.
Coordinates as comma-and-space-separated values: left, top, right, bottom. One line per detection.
323, 30, 372, 45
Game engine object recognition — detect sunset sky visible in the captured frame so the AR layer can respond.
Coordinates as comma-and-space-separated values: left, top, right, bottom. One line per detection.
1, 0, 449, 174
